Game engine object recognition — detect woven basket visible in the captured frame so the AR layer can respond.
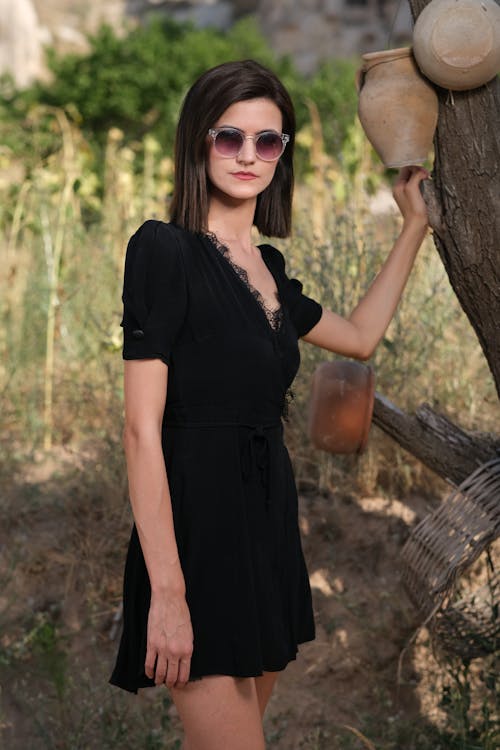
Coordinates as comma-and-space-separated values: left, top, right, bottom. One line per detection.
402, 456, 500, 660
432, 564, 499, 660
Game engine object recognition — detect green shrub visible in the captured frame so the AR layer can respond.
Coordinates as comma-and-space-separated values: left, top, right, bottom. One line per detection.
31, 18, 279, 150
1, 16, 358, 177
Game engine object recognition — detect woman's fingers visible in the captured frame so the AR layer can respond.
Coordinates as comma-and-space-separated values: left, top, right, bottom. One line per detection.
394, 165, 429, 192
176, 657, 191, 688
164, 656, 191, 688
395, 164, 414, 184
145, 649, 191, 686
145, 645, 157, 679
392, 166, 430, 223
154, 654, 168, 685
165, 658, 180, 688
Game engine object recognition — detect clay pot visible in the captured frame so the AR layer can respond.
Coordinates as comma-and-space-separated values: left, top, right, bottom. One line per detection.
413, 0, 500, 91
308, 361, 375, 455
357, 47, 439, 168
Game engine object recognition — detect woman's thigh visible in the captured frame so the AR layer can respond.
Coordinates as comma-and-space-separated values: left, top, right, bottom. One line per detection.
255, 671, 280, 717
171, 675, 266, 750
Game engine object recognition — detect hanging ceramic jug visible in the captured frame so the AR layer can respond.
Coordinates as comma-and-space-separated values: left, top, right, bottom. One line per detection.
357, 47, 439, 168
413, 0, 500, 91
308, 361, 375, 455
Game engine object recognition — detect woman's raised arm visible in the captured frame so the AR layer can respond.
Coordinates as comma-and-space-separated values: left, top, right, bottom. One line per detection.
123, 358, 193, 688
303, 166, 429, 360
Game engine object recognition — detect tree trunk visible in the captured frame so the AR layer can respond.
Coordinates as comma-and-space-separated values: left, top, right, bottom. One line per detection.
408, 0, 500, 399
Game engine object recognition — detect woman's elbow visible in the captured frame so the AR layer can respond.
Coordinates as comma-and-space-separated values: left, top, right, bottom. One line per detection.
342, 319, 375, 361
122, 422, 139, 449
122, 422, 138, 455
349, 329, 375, 361
122, 419, 159, 452
356, 343, 375, 362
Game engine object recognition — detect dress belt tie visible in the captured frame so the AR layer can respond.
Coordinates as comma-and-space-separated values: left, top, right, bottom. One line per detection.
166, 419, 281, 511
240, 425, 273, 510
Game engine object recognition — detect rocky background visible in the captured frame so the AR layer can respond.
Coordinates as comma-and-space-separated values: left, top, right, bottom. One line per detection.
1, 0, 413, 87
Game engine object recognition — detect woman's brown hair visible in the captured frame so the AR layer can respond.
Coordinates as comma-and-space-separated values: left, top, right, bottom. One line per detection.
169, 60, 295, 238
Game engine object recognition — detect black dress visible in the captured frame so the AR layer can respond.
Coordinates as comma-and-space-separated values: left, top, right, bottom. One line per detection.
110, 220, 323, 693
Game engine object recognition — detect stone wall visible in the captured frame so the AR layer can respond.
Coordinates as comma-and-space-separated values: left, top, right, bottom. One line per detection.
259, 0, 413, 73
0, 0, 413, 86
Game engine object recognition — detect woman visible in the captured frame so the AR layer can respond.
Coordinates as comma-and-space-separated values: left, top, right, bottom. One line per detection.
110, 59, 429, 748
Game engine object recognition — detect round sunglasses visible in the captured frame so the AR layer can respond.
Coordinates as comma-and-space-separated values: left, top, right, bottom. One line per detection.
208, 127, 290, 162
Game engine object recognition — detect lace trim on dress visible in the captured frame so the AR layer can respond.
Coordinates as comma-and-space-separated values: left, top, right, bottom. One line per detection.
205, 231, 284, 333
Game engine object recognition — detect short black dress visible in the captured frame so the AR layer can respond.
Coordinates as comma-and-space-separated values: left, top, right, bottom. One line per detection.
110, 220, 323, 693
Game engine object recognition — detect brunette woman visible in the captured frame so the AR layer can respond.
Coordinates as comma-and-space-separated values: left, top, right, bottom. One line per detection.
110, 59, 429, 750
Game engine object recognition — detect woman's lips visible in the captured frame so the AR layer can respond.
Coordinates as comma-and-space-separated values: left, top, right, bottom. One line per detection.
231, 172, 258, 180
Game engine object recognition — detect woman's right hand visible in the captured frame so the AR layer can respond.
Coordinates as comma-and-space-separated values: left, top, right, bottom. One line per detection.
145, 591, 194, 688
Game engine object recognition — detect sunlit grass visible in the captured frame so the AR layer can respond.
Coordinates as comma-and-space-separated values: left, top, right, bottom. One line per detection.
1, 109, 495, 465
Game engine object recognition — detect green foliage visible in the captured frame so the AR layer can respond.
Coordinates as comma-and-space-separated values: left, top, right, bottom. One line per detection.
0, 613, 67, 702
0, 74, 38, 159
31, 18, 288, 152
306, 58, 359, 159
1, 16, 358, 173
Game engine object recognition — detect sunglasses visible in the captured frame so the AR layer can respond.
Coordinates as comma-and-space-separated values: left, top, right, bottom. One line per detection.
208, 127, 290, 162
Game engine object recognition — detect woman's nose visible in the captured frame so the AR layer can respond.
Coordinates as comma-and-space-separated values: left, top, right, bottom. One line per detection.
237, 136, 257, 163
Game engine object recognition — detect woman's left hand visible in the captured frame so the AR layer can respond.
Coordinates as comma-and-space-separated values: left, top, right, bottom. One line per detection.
392, 166, 430, 228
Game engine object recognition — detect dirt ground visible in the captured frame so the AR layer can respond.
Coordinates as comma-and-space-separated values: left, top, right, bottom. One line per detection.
0, 447, 480, 749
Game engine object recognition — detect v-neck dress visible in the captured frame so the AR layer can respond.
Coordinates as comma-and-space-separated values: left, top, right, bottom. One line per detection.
110, 220, 323, 693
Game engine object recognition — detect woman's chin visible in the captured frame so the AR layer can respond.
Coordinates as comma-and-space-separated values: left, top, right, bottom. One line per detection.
209, 184, 262, 205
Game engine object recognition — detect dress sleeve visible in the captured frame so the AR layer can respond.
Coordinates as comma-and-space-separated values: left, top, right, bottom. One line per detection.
121, 220, 187, 364
264, 245, 323, 338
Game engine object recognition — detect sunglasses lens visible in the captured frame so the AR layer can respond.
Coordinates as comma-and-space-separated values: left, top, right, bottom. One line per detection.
256, 132, 284, 160
211, 129, 286, 160
214, 129, 244, 157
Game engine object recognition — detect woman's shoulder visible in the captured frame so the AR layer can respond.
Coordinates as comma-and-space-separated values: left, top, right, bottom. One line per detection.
131, 219, 196, 247
258, 242, 286, 274
126, 220, 199, 268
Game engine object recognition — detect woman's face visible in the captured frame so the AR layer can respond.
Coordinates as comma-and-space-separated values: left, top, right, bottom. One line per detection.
206, 97, 284, 203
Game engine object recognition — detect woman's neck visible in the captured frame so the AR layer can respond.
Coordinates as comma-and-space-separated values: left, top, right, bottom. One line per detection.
207, 191, 256, 252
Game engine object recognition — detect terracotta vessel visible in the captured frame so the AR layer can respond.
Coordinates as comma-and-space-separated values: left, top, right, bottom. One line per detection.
308, 361, 375, 455
413, 0, 500, 91
357, 47, 439, 168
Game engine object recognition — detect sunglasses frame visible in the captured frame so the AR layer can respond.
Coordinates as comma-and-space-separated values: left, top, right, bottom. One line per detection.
208, 127, 290, 162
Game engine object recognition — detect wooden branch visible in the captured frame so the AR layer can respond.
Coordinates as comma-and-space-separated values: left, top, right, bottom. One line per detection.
372, 392, 500, 486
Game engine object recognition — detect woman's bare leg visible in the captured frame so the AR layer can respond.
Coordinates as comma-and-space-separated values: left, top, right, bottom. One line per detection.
171, 675, 265, 750
254, 671, 280, 717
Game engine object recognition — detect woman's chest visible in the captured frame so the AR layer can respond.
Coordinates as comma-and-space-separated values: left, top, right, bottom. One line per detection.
167, 237, 301, 393
180, 235, 285, 341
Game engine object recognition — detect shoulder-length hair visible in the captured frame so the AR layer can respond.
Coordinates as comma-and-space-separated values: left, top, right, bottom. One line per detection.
169, 59, 295, 238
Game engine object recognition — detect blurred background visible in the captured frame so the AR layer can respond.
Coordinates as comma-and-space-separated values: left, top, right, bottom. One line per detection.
1, 1, 498, 748
2, 0, 414, 84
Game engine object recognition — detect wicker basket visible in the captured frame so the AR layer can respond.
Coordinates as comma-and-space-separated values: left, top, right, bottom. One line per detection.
401, 456, 500, 660
432, 565, 499, 660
